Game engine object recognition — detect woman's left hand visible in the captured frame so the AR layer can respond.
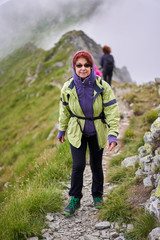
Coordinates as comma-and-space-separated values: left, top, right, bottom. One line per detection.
107, 140, 117, 151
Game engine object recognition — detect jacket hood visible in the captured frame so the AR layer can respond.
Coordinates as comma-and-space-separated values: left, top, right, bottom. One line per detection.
72, 50, 96, 86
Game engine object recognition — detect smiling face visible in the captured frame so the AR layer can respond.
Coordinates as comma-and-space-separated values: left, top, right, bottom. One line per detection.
75, 57, 92, 79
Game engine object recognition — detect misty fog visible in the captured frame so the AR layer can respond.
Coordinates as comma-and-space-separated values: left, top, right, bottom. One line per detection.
0, 0, 160, 84
78, 0, 160, 84
0, 0, 100, 56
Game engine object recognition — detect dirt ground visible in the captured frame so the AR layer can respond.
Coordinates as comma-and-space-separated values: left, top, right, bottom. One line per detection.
127, 178, 153, 208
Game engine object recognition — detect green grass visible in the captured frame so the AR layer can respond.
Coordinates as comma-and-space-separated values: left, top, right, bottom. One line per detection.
133, 103, 144, 116
124, 210, 158, 240
101, 81, 159, 238
106, 166, 135, 183
0, 184, 62, 240
142, 109, 159, 124
0, 36, 159, 240
99, 184, 132, 223
0, 140, 72, 239
109, 154, 124, 167
0, 40, 75, 239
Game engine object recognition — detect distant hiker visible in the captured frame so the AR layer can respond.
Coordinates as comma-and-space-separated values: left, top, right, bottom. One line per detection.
99, 45, 115, 86
95, 64, 102, 77
57, 50, 119, 216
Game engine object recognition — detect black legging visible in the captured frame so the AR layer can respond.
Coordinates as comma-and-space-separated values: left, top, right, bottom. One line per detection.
69, 134, 104, 199
103, 70, 113, 86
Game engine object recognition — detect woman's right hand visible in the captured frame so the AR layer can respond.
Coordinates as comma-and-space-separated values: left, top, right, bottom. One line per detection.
58, 135, 66, 143
57, 130, 66, 143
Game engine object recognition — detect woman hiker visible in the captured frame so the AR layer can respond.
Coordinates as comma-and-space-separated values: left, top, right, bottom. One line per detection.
99, 45, 115, 86
57, 50, 119, 216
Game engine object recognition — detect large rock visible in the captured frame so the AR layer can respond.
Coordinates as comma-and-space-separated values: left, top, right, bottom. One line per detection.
151, 155, 160, 173
144, 131, 154, 144
145, 192, 160, 219
95, 221, 111, 230
143, 176, 153, 187
121, 155, 139, 168
149, 227, 160, 240
131, 110, 160, 221
139, 155, 153, 173
113, 66, 133, 83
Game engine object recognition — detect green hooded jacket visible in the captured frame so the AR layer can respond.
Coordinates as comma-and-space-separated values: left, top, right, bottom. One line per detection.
59, 76, 120, 149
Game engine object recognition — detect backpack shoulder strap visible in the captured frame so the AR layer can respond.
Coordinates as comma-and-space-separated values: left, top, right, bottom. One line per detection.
96, 75, 103, 85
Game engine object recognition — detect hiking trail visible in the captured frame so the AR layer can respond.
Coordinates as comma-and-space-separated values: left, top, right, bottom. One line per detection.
29, 87, 133, 240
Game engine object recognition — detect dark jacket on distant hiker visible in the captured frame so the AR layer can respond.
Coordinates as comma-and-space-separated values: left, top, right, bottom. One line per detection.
100, 52, 115, 86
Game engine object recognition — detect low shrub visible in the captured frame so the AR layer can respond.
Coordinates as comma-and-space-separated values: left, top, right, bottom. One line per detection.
142, 109, 159, 124
99, 186, 132, 223
107, 166, 135, 183
123, 93, 137, 104
125, 210, 157, 240
109, 154, 125, 167
133, 104, 144, 116
123, 128, 135, 144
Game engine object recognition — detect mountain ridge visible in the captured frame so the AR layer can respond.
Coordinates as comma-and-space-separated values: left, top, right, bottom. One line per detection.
0, 30, 133, 85
0, 28, 159, 240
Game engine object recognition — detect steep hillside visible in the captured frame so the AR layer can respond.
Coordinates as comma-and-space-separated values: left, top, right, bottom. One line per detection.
0, 30, 139, 191
0, 43, 60, 188
0, 30, 106, 195
0, 35, 74, 239
0, 29, 159, 239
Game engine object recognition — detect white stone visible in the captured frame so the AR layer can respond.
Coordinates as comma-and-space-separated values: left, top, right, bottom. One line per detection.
121, 155, 139, 168
143, 176, 153, 187
46, 213, 54, 222
109, 231, 119, 238
46, 221, 60, 231
95, 221, 111, 230
27, 238, 39, 240
92, 231, 100, 237
149, 227, 160, 240
42, 232, 53, 240
115, 237, 126, 240
127, 224, 134, 232
135, 168, 143, 177
84, 235, 99, 240
146, 198, 160, 219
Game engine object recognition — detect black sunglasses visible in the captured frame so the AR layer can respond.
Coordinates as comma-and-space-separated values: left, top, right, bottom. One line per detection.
75, 63, 91, 68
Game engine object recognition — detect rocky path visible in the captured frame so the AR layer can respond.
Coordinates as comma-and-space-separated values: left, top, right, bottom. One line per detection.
28, 89, 133, 240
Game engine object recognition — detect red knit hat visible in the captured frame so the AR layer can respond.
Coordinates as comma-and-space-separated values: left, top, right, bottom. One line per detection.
73, 51, 93, 68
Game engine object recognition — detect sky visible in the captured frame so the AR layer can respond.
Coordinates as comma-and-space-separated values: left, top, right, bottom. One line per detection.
0, 0, 10, 6
77, 0, 160, 84
0, 0, 160, 85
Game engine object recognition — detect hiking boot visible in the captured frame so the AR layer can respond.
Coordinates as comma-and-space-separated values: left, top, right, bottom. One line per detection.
64, 197, 80, 216
93, 196, 103, 209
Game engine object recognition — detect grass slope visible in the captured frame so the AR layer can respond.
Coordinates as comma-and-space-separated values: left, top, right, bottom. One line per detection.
0, 40, 73, 239
0, 39, 159, 239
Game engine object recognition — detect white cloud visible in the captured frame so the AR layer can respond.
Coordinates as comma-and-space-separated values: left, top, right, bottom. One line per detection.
77, 0, 160, 84
0, 0, 11, 6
